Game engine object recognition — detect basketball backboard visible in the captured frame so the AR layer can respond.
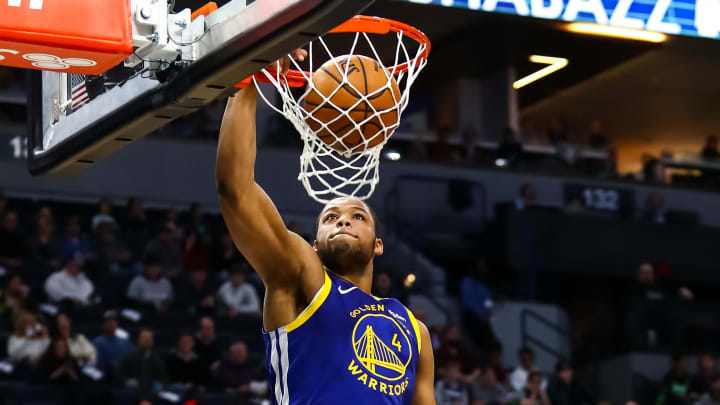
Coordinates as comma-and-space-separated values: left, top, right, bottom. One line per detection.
25, 0, 373, 175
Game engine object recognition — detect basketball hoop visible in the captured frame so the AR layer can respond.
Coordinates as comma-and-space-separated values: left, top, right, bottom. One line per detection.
251, 15, 430, 204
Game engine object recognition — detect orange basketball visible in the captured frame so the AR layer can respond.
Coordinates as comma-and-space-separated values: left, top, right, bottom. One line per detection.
303, 55, 401, 154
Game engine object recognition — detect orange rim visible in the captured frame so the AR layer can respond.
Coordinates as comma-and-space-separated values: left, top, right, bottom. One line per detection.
236, 15, 431, 88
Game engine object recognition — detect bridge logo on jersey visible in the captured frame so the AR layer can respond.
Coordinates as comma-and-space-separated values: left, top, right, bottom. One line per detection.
351, 314, 412, 381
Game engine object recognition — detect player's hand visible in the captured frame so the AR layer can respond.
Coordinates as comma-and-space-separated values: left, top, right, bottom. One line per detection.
276, 49, 307, 75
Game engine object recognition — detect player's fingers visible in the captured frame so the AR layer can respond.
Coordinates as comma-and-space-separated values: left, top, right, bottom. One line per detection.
280, 56, 291, 75
293, 49, 308, 62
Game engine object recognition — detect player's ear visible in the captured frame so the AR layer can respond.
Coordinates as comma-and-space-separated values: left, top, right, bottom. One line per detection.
374, 237, 383, 256
313, 240, 318, 252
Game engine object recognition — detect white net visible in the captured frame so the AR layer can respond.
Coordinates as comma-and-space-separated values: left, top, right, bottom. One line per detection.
254, 19, 429, 203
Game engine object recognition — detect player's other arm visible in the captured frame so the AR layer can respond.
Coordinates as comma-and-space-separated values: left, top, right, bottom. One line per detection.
413, 321, 436, 405
215, 80, 320, 291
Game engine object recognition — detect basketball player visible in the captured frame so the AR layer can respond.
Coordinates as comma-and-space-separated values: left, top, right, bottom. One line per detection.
216, 50, 435, 404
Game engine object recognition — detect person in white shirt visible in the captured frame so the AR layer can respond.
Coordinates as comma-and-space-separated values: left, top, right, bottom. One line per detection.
217, 263, 260, 317
56, 313, 97, 365
7, 312, 50, 364
44, 253, 94, 305
510, 347, 547, 392
127, 255, 173, 312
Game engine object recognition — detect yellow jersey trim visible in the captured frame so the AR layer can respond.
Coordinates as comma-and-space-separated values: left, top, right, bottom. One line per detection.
406, 307, 422, 354
286, 271, 331, 332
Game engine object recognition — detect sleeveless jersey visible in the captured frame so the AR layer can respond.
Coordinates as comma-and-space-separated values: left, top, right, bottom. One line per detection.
263, 272, 422, 405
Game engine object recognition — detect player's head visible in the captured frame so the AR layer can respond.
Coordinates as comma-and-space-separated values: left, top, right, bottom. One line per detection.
313, 197, 382, 275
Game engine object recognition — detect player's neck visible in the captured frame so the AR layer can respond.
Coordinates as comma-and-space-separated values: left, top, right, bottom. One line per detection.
328, 265, 373, 294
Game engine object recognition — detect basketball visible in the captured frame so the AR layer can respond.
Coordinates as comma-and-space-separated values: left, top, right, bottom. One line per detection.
303, 55, 401, 154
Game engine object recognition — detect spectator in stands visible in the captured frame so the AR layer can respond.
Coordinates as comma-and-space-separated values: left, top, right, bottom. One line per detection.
163, 208, 184, 243
210, 229, 243, 272
127, 255, 173, 313
641, 192, 667, 225
626, 262, 693, 348
510, 371, 551, 405
91, 197, 116, 231
696, 375, 720, 405
701, 135, 720, 161
435, 325, 482, 382
175, 268, 215, 316
515, 183, 537, 211
435, 359, 471, 405
8, 311, 50, 364
185, 202, 211, 245
0, 210, 24, 272
510, 347, 547, 392
182, 231, 208, 273
588, 120, 609, 149
39, 339, 82, 404
166, 330, 207, 389
0, 274, 31, 318
488, 340, 509, 385
632, 262, 694, 302
641, 154, 666, 184
218, 262, 260, 317
44, 253, 95, 308
118, 327, 168, 396
212, 341, 257, 394
92, 310, 134, 372
691, 353, 719, 401
497, 127, 523, 167
25, 208, 61, 271
62, 215, 94, 262
92, 220, 133, 276
472, 367, 509, 405
547, 360, 594, 405
54, 313, 96, 365
195, 316, 223, 368
656, 352, 691, 405
556, 131, 581, 167
123, 197, 150, 261
461, 257, 495, 347
144, 225, 182, 278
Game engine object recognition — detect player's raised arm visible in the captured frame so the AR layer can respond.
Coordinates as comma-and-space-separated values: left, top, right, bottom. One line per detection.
215, 52, 322, 295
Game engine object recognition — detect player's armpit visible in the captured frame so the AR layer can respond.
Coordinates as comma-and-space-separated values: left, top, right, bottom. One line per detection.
413, 321, 436, 405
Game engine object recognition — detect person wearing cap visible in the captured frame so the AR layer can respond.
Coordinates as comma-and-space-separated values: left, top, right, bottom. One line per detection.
44, 252, 94, 307
92, 310, 134, 372
547, 360, 594, 405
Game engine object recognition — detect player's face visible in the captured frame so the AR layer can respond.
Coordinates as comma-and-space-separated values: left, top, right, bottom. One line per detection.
314, 198, 382, 273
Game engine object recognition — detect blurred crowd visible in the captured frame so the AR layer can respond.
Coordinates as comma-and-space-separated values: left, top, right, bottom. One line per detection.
1, 189, 718, 405
0, 194, 274, 405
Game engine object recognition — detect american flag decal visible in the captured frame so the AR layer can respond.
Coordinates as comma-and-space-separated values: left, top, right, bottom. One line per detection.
69, 74, 89, 109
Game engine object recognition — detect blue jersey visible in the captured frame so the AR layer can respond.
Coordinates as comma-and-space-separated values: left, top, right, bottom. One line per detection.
263, 271, 422, 405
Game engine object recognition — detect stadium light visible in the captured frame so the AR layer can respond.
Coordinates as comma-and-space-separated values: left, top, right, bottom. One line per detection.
385, 150, 402, 161
513, 55, 568, 89
565, 23, 667, 43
